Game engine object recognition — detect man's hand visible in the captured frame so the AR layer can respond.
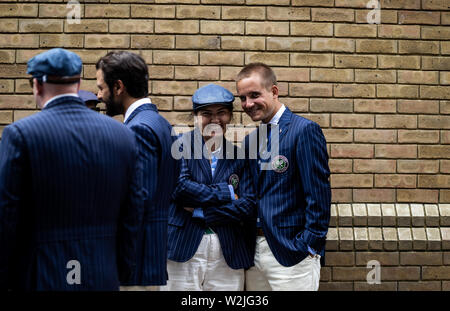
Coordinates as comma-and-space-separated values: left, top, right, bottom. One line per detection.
184, 207, 194, 213
234, 193, 239, 200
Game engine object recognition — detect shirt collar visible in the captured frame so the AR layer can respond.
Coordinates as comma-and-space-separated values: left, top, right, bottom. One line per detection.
267, 104, 286, 125
124, 98, 152, 123
43, 93, 79, 108
211, 147, 222, 158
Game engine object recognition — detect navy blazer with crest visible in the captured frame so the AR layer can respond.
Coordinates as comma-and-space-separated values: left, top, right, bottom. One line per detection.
123, 102, 179, 286
168, 129, 256, 270
243, 106, 331, 267
0, 96, 142, 291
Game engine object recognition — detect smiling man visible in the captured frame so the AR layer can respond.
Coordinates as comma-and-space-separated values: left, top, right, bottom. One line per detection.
96, 51, 179, 290
237, 63, 331, 291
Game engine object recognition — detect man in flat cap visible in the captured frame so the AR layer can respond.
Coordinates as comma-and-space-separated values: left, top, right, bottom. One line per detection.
0, 48, 143, 291
78, 90, 101, 111
166, 84, 256, 291
96, 51, 179, 290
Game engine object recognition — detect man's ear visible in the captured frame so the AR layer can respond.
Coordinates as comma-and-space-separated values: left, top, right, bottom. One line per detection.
35, 79, 44, 96
271, 84, 279, 99
114, 80, 125, 96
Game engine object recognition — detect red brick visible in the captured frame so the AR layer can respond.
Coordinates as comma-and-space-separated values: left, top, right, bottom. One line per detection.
419, 116, 450, 129
322, 129, 353, 143
375, 174, 416, 188
353, 189, 396, 203
331, 189, 352, 203
419, 146, 450, 158
376, 115, 417, 129
310, 99, 352, 113
422, 267, 450, 280
355, 252, 399, 266
331, 174, 373, 188
381, 267, 420, 281
398, 189, 439, 203
289, 83, 332, 97
334, 84, 375, 98
398, 130, 440, 144
398, 100, 439, 114
354, 130, 396, 143
354, 99, 396, 113
319, 282, 353, 291
332, 267, 367, 281
400, 252, 443, 266
355, 282, 397, 291
398, 282, 441, 291
380, 0, 421, 9
312, 8, 354, 22
419, 175, 450, 188
354, 160, 396, 173
329, 159, 353, 173
331, 144, 374, 158
440, 160, 450, 174
379, 25, 420, 39
332, 114, 374, 128
375, 145, 417, 159
324, 252, 355, 266
398, 11, 440, 25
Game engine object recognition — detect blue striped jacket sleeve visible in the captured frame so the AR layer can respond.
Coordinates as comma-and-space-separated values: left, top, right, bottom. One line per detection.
0, 125, 26, 290
117, 140, 144, 283
172, 158, 233, 207
204, 160, 256, 225
295, 122, 331, 252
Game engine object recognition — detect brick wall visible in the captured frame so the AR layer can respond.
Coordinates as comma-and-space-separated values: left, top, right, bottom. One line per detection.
0, 0, 449, 291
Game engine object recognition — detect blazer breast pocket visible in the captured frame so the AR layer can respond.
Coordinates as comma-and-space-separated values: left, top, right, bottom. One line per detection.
168, 213, 187, 227
267, 154, 292, 178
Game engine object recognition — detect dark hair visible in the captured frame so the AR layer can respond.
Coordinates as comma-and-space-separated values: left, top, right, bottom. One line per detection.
236, 62, 277, 90
96, 51, 149, 98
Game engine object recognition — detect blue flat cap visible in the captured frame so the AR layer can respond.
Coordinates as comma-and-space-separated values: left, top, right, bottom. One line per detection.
192, 84, 234, 112
27, 48, 82, 83
78, 90, 99, 103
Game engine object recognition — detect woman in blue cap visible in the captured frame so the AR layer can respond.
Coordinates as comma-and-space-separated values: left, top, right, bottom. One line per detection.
166, 84, 256, 291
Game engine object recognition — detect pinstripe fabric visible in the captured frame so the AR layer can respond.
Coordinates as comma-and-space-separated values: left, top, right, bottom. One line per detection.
0, 96, 142, 291
123, 103, 179, 286
168, 129, 257, 270
244, 107, 331, 267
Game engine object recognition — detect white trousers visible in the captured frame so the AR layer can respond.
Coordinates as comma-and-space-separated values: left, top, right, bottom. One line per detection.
245, 236, 321, 291
163, 233, 244, 291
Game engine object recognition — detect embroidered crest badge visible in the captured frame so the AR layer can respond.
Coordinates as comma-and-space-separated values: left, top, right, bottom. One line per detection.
229, 173, 239, 190
271, 155, 289, 173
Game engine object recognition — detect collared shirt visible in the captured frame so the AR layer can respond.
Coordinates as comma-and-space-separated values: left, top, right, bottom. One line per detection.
43, 93, 78, 109
124, 97, 152, 124
267, 104, 286, 125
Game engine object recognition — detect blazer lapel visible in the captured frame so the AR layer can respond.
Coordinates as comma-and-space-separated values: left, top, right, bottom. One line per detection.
191, 129, 212, 182
212, 139, 233, 183
124, 103, 158, 125
257, 107, 292, 184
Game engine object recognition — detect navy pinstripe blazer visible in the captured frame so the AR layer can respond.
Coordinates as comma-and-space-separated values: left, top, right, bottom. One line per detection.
123, 103, 179, 286
0, 96, 142, 291
244, 107, 331, 267
168, 129, 256, 270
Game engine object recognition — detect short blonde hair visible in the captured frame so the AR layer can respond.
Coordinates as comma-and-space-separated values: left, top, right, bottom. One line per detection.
236, 62, 277, 91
